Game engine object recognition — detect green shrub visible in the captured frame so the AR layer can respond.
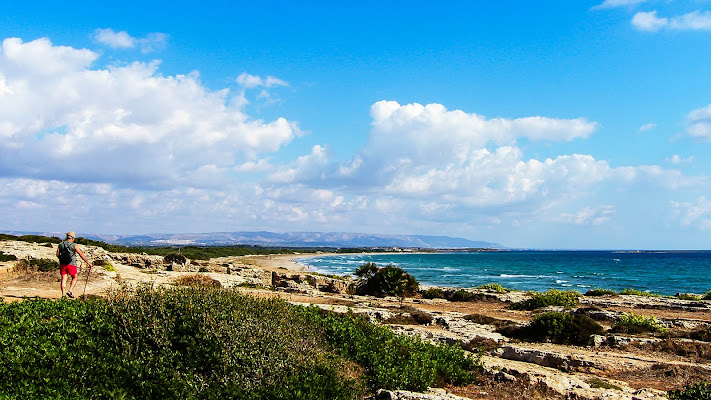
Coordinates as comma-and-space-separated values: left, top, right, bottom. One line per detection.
0, 286, 479, 399
355, 263, 419, 298
584, 288, 617, 296
94, 259, 116, 272
476, 283, 510, 293
703, 290, 711, 300
619, 288, 661, 297
0, 251, 17, 262
610, 312, 668, 334
668, 381, 711, 400
421, 287, 446, 299
586, 377, 622, 391
676, 293, 702, 301
27, 257, 59, 272
510, 289, 581, 311
446, 289, 485, 302
164, 253, 188, 264
198, 266, 209, 273
497, 311, 603, 345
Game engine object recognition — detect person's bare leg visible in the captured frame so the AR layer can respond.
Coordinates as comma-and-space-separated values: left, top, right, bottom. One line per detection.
60, 273, 68, 297
68, 274, 78, 295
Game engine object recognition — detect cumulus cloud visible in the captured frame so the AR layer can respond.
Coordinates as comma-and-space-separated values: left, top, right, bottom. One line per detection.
671, 196, 711, 230
686, 102, 711, 140
0, 37, 298, 188
94, 28, 168, 53
632, 10, 711, 32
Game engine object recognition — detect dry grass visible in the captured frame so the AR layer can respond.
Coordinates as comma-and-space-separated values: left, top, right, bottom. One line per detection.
173, 273, 222, 287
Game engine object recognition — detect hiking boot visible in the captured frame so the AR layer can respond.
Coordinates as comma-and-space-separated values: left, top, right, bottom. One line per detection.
67, 292, 74, 298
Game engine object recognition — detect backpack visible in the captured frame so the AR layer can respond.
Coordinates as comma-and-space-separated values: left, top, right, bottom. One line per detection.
58, 241, 75, 265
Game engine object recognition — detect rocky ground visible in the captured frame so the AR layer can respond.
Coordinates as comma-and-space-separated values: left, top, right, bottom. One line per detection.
2, 240, 710, 400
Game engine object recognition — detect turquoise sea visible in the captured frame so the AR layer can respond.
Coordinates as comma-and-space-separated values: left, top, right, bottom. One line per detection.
296, 251, 711, 296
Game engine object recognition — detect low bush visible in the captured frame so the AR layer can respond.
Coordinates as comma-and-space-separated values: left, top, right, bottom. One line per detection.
510, 289, 581, 311
703, 290, 711, 300
619, 288, 661, 297
668, 381, 711, 400
610, 313, 667, 334
447, 289, 483, 302
164, 253, 188, 264
0, 251, 17, 262
174, 273, 222, 287
0, 285, 481, 399
476, 283, 511, 293
640, 338, 711, 362
421, 287, 446, 299
497, 311, 603, 345
384, 306, 433, 326
585, 288, 617, 296
94, 259, 116, 272
463, 313, 512, 327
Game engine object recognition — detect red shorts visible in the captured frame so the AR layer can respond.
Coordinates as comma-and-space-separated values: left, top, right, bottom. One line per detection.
60, 264, 78, 276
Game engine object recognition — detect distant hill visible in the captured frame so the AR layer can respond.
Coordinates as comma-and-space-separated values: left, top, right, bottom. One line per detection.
1, 230, 504, 249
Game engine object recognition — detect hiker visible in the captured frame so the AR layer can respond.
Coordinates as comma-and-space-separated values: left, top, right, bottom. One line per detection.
56, 231, 92, 298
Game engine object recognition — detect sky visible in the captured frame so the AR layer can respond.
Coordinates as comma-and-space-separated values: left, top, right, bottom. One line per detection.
1, 0, 711, 249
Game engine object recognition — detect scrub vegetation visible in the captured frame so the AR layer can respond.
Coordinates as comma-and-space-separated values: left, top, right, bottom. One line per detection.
0, 285, 481, 399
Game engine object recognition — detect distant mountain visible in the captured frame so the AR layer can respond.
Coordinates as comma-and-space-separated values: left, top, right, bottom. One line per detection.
1, 230, 504, 249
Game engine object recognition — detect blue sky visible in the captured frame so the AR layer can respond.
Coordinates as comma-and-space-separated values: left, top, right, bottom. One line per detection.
1, 0, 711, 249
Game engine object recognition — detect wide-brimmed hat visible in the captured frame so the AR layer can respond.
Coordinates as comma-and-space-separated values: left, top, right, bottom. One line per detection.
66, 231, 76, 239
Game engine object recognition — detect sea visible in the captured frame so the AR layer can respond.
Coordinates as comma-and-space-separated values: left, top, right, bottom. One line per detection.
295, 251, 711, 296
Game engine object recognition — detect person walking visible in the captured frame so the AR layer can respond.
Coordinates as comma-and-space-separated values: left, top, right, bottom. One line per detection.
56, 231, 92, 298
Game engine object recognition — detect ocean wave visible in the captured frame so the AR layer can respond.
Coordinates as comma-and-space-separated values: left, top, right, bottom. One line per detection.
556, 280, 568, 284
500, 274, 550, 278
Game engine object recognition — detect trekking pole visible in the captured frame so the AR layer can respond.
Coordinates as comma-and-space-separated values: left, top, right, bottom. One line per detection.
82, 261, 92, 299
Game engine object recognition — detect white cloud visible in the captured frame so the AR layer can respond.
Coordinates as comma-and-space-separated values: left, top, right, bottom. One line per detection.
593, 0, 648, 10
638, 122, 656, 132
671, 196, 711, 230
237, 72, 289, 89
556, 206, 616, 226
667, 155, 694, 165
686, 102, 711, 140
632, 10, 711, 32
0, 37, 298, 189
94, 28, 167, 53
632, 11, 669, 31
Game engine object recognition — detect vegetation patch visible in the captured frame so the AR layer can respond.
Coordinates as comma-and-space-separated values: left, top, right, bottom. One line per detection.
586, 377, 622, 391
509, 289, 581, 311
0, 286, 481, 399
421, 287, 446, 299
0, 251, 17, 262
476, 283, 511, 293
619, 288, 662, 297
584, 288, 617, 296
164, 253, 188, 265
446, 289, 486, 302
497, 311, 603, 345
93, 259, 116, 272
354, 263, 419, 299
610, 313, 667, 335
463, 313, 512, 327
173, 273, 222, 287
703, 290, 711, 301
668, 381, 711, 400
